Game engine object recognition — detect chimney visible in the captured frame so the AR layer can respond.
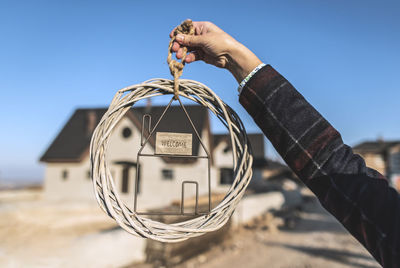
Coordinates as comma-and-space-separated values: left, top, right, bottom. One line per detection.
145, 98, 152, 113
87, 110, 97, 136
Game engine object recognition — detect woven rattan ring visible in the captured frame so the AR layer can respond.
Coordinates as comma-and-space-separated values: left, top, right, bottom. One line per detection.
90, 20, 253, 243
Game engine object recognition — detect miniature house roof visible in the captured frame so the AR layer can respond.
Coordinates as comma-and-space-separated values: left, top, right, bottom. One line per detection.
40, 105, 209, 163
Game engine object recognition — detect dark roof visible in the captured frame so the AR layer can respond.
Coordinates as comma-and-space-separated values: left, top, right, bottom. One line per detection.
212, 133, 265, 159
40, 105, 209, 162
40, 109, 106, 162
247, 134, 266, 159
265, 159, 288, 169
353, 140, 400, 154
212, 133, 291, 169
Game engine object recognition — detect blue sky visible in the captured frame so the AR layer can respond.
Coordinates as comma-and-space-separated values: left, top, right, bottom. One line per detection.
0, 0, 399, 182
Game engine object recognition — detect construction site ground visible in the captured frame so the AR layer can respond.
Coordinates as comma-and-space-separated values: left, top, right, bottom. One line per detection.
0, 189, 381, 268
171, 196, 381, 268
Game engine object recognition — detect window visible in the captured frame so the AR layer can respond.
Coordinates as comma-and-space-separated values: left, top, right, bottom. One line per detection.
62, 170, 68, 180
122, 127, 132, 138
391, 152, 400, 173
161, 169, 174, 180
223, 145, 230, 154
122, 166, 130, 193
220, 168, 234, 185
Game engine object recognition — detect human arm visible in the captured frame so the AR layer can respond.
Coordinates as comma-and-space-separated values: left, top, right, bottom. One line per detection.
239, 64, 400, 267
170, 20, 400, 267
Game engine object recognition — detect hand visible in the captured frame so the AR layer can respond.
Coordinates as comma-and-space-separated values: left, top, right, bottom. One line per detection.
170, 21, 262, 83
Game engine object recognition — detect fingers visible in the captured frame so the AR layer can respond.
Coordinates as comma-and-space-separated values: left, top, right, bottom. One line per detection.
176, 47, 192, 60
170, 35, 201, 54
192, 21, 213, 35
169, 27, 177, 38
185, 50, 203, 63
169, 21, 210, 64
172, 34, 205, 61
172, 40, 194, 59
170, 21, 207, 38
185, 53, 195, 63
176, 47, 184, 59
175, 48, 202, 63
170, 21, 210, 55
171, 41, 180, 52
176, 34, 204, 48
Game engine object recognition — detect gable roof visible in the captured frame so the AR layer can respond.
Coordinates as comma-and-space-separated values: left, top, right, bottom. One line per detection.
212, 133, 265, 159
212, 133, 289, 169
40, 105, 209, 163
353, 140, 400, 154
264, 159, 288, 169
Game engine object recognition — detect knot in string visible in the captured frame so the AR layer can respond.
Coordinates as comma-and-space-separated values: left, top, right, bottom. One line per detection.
167, 19, 195, 99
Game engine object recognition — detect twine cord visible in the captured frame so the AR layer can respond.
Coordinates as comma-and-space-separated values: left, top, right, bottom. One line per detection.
167, 19, 195, 99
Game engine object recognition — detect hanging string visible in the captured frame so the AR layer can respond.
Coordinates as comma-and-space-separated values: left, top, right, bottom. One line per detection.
167, 19, 195, 99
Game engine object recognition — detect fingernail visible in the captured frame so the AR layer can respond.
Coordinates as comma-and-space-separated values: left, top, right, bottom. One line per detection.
176, 34, 184, 42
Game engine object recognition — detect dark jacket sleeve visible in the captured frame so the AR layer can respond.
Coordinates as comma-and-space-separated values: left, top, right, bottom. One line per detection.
239, 64, 400, 267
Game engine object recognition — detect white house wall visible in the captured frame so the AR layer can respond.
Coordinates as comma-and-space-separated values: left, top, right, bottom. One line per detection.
213, 140, 234, 167
212, 140, 235, 193
44, 116, 229, 212
43, 117, 140, 203
44, 158, 94, 203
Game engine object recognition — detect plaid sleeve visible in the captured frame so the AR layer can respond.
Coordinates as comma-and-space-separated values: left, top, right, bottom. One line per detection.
239, 64, 400, 267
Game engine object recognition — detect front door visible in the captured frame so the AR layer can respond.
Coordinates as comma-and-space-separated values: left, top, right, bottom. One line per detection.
114, 161, 138, 195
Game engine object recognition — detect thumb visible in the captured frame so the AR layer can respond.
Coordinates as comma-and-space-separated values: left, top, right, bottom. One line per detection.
176, 34, 204, 47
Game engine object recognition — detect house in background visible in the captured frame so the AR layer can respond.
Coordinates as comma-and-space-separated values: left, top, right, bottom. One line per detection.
212, 133, 265, 185
353, 139, 400, 191
40, 105, 273, 212
212, 133, 296, 192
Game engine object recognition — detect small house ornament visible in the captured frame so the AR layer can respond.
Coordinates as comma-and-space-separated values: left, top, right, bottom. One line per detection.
135, 97, 212, 216
90, 20, 253, 242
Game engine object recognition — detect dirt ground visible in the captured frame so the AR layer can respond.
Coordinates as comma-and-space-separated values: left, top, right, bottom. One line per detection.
0, 192, 145, 267
0, 190, 381, 268
174, 197, 381, 268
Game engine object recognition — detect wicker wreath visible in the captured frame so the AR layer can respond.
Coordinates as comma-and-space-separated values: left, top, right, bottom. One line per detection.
90, 78, 253, 242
